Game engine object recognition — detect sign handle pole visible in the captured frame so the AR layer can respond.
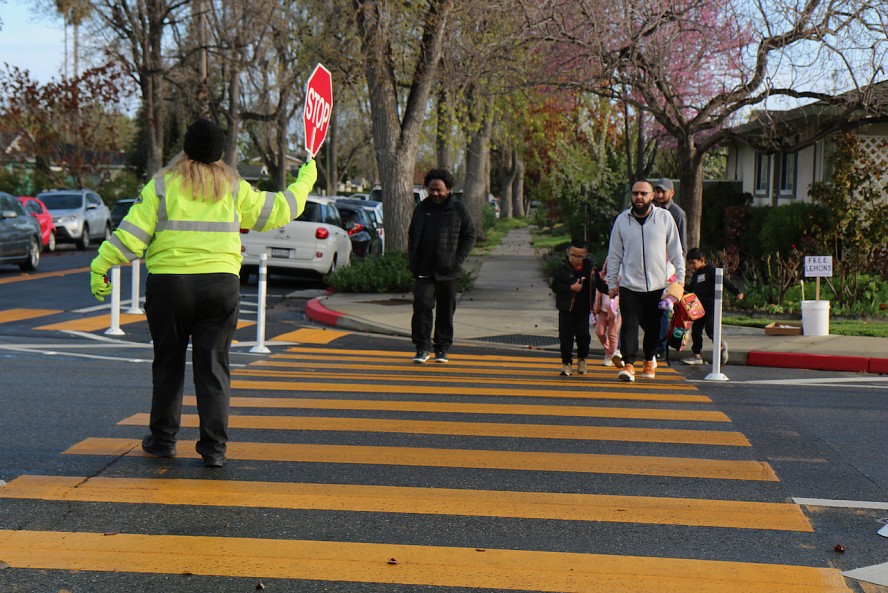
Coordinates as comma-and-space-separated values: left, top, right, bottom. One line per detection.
815, 277, 820, 301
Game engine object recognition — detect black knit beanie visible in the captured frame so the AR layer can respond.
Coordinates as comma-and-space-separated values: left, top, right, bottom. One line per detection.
183, 119, 225, 164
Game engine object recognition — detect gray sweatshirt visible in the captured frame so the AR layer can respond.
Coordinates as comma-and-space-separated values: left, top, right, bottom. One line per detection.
606, 206, 685, 293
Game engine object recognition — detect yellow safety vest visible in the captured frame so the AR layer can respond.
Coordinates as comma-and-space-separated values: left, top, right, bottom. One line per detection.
96, 166, 314, 275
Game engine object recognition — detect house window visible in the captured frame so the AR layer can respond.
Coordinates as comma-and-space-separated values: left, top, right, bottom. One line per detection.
754, 153, 770, 194
779, 152, 797, 196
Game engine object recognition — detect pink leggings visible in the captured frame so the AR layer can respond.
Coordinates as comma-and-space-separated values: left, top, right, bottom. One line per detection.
594, 311, 621, 357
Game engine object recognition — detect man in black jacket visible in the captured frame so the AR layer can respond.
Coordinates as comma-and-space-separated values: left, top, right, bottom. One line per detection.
408, 169, 475, 363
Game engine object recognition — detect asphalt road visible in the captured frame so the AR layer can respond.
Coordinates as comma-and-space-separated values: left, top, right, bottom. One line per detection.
1, 252, 887, 593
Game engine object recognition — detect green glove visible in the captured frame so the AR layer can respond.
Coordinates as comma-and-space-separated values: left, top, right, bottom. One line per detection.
90, 270, 112, 301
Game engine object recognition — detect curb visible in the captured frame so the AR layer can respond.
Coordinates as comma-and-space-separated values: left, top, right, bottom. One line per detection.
747, 351, 888, 374
305, 297, 342, 327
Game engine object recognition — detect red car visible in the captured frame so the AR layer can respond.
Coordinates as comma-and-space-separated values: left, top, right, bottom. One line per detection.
17, 196, 57, 252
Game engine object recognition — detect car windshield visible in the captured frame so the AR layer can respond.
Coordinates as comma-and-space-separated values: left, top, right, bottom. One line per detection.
40, 194, 82, 210
111, 202, 132, 216
296, 201, 321, 223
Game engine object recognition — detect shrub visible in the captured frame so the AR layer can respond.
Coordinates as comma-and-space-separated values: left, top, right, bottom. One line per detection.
758, 202, 829, 256
324, 251, 475, 294
324, 251, 414, 293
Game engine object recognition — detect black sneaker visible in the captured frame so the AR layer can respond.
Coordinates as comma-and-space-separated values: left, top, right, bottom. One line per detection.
141, 435, 176, 458
202, 455, 227, 468
413, 350, 430, 363
434, 350, 448, 363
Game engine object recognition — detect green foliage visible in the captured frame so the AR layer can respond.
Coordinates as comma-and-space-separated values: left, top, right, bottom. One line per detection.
97, 171, 144, 202
324, 252, 414, 293
324, 251, 476, 294
0, 166, 58, 196
758, 202, 829, 256
698, 182, 747, 253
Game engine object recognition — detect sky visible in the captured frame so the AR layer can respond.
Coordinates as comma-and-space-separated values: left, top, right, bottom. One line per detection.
0, 3, 67, 83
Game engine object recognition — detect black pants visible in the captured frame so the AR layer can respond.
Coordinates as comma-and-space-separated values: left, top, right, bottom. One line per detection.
618, 287, 664, 366
691, 304, 716, 354
558, 309, 591, 364
145, 273, 240, 458
412, 277, 460, 352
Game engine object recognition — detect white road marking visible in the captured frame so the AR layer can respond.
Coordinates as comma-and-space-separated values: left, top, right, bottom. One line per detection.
792, 497, 888, 510
843, 562, 888, 586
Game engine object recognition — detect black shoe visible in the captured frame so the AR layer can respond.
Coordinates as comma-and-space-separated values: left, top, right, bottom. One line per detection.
413, 350, 430, 363
434, 350, 448, 363
141, 435, 176, 458
202, 455, 227, 468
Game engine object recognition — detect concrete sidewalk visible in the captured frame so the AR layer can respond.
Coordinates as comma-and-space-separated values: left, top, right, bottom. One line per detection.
306, 227, 888, 374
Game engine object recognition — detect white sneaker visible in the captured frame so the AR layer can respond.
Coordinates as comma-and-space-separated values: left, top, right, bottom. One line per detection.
721, 341, 729, 365
682, 354, 704, 365
560, 364, 571, 376
577, 359, 587, 374
611, 351, 625, 368
603, 354, 614, 367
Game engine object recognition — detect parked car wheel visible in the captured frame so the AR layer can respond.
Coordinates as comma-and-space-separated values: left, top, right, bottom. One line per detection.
78, 225, 90, 250
46, 230, 56, 252
20, 236, 40, 271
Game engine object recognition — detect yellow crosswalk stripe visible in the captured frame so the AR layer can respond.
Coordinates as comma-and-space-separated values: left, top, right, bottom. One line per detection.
271, 327, 350, 343
118, 412, 750, 446
252, 358, 681, 380
233, 367, 693, 389
0, 308, 62, 323
208, 396, 731, 421
63, 438, 777, 481
0, 266, 89, 285
231, 378, 710, 402
35, 313, 147, 332
275, 350, 683, 376
0, 529, 848, 592
0, 475, 812, 531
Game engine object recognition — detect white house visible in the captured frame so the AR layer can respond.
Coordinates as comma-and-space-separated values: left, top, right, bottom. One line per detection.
724, 84, 888, 206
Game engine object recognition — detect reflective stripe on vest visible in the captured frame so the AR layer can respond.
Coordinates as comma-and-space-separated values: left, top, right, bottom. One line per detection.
153, 173, 240, 233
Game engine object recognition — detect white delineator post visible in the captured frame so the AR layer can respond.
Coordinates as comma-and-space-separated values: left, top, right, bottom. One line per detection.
250, 253, 270, 354
105, 266, 125, 336
125, 259, 145, 315
704, 267, 728, 382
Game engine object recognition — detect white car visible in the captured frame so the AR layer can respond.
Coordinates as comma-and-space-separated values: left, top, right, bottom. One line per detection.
239, 194, 352, 283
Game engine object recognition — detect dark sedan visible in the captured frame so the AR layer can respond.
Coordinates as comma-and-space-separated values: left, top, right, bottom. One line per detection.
0, 192, 41, 271
337, 202, 382, 258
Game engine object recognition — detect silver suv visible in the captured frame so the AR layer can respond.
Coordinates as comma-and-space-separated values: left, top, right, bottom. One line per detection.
37, 189, 112, 249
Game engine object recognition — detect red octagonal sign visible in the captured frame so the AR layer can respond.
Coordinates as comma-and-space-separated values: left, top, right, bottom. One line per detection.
303, 63, 333, 158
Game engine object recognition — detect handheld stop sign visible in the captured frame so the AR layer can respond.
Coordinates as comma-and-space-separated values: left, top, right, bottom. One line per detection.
303, 63, 333, 159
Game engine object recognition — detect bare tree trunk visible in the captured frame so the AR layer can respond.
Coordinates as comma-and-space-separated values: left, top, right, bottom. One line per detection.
223, 72, 241, 167
326, 115, 338, 196
677, 139, 704, 251
274, 106, 288, 191
355, 0, 454, 252
512, 154, 525, 217
436, 89, 455, 170
499, 145, 515, 218
463, 102, 493, 238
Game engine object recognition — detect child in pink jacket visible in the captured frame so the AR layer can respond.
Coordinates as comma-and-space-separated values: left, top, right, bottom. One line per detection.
593, 262, 622, 366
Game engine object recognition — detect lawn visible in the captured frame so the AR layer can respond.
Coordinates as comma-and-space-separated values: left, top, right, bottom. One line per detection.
724, 314, 888, 338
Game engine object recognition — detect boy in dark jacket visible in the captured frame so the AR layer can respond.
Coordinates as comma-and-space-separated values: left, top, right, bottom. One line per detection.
682, 248, 744, 365
552, 238, 609, 376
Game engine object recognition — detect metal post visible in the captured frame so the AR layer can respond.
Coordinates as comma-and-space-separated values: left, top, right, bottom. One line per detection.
250, 253, 270, 353
105, 266, 125, 336
126, 259, 145, 314
705, 267, 728, 381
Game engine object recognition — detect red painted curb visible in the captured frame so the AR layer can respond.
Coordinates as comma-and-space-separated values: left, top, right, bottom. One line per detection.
869, 358, 888, 375
747, 351, 873, 373
305, 297, 342, 327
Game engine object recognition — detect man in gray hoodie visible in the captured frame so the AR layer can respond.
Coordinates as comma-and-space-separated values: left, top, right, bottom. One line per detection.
606, 180, 685, 381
